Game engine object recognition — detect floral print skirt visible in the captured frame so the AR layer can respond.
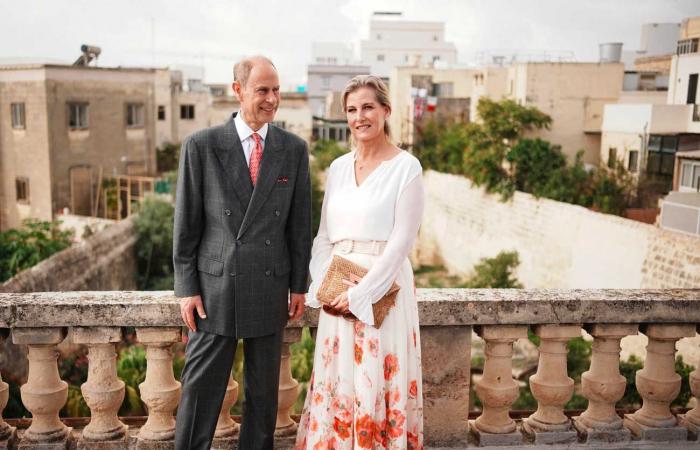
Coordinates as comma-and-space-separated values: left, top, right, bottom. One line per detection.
294, 254, 424, 450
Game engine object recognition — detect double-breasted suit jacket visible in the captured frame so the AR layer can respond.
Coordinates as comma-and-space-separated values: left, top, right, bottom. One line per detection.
173, 113, 311, 338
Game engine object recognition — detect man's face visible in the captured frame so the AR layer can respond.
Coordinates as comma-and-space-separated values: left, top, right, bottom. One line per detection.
233, 62, 280, 130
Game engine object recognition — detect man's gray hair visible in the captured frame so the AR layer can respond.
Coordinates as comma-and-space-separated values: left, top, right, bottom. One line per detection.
233, 55, 276, 87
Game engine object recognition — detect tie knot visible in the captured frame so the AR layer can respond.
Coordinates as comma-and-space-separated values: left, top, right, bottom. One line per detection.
252, 133, 262, 144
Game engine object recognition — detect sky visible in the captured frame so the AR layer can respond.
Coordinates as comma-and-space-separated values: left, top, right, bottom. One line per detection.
1, 0, 700, 89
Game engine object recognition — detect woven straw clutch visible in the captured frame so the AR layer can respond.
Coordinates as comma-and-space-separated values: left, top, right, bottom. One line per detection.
317, 255, 400, 328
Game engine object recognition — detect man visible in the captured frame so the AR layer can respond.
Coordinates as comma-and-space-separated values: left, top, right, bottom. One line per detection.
173, 55, 311, 450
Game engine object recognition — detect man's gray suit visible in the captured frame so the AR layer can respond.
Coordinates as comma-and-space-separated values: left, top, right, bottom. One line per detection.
173, 113, 311, 449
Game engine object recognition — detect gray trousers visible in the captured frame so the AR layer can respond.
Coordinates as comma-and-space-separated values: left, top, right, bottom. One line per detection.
174, 330, 283, 450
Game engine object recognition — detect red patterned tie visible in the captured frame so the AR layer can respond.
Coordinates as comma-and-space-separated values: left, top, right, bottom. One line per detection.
249, 132, 263, 185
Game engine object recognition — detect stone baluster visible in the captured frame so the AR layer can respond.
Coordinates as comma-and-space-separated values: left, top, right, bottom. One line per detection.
12, 328, 71, 448
523, 324, 580, 444
623, 324, 695, 441
0, 331, 16, 448
136, 327, 182, 445
276, 328, 301, 436
72, 327, 128, 448
679, 325, 700, 440
212, 372, 239, 448
470, 325, 527, 447
573, 323, 638, 443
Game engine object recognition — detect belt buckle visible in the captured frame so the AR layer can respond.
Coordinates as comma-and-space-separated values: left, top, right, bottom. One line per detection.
338, 240, 353, 254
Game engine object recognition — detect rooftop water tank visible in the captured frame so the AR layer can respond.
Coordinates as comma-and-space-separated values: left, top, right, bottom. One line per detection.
599, 42, 623, 63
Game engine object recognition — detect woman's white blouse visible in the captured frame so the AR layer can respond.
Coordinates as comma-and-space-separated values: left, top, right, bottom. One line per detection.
306, 149, 425, 325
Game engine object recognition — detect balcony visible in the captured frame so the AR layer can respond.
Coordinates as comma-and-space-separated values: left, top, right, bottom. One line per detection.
0, 289, 698, 449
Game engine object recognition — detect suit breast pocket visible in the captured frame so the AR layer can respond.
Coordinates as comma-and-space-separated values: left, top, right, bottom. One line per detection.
197, 256, 224, 277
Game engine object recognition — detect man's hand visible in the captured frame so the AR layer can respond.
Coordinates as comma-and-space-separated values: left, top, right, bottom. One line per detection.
289, 293, 305, 320
180, 295, 207, 332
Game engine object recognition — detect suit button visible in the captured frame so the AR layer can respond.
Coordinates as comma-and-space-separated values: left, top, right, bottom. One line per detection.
274, 210, 280, 216
229, 272, 236, 277
225, 209, 231, 216
265, 239, 271, 245
265, 270, 271, 276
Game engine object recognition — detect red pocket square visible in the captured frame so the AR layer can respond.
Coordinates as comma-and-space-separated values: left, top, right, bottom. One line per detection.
276, 176, 289, 184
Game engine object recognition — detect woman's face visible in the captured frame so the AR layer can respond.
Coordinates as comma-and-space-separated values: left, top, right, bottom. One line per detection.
345, 86, 390, 144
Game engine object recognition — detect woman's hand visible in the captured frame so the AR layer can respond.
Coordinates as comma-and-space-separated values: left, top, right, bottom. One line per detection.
330, 291, 349, 313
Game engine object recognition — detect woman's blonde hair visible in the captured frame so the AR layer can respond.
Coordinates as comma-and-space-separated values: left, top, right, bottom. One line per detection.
342, 75, 392, 138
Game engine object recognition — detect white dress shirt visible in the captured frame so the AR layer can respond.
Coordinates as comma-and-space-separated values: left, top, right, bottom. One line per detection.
234, 111, 268, 167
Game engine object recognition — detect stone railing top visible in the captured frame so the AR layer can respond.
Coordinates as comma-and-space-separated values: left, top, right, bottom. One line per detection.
0, 288, 698, 328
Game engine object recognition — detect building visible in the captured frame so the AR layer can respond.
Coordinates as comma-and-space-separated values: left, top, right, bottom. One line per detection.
507, 61, 625, 165
601, 16, 700, 208
155, 69, 209, 147
389, 66, 477, 148
621, 23, 681, 71
0, 63, 160, 231
306, 64, 370, 118
360, 12, 457, 79
208, 92, 312, 143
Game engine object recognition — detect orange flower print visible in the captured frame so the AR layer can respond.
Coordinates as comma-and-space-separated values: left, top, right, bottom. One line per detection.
409, 380, 418, 398
383, 354, 399, 381
374, 419, 388, 447
333, 416, 352, 440
332, 336, 340, 354
313, 437, 337, 450
355, 414, 375, 448
310, 416, 319, 433
354, 320, 366, 335
407, 431, 421, 450
368, 338, 379, 357
312, 391, 324, 406
354, 343, 363, 364
386, 408, 406, 438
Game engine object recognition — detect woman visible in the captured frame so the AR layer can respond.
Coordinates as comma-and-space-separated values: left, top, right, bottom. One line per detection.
294, 75, 425, 450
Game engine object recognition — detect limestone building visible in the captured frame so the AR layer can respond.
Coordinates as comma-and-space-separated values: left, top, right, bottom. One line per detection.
0, 63, 160, 231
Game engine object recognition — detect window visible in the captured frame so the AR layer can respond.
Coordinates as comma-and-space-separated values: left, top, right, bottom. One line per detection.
677, 38, 699, 55
432, 55, 440, 63
377, 54, 385, 62
433, 34, 439, 41
11, 103, 25, 129
628, 150, 639, 172
126, 103, 145, 128
180, 104, 195, 120
271, 121, 286, 129
377, 33, 382, 40
646, 135, 678, 176
15, 177, 29, 203
157, 105, 166, 121
68, 102, 89, 129
680, 161, 700, 190
607, 148, 617, 168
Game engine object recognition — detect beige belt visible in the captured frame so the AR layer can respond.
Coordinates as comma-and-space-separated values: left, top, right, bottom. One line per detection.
333, 239, 387, 256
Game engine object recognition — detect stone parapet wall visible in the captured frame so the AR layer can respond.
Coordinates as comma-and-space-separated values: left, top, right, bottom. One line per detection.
0, 217, 137, 293
418, 170, 700, 289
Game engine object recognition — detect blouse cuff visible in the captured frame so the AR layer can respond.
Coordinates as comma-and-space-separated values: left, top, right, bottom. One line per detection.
347, 287, 375, 326
305, 281, 323, 308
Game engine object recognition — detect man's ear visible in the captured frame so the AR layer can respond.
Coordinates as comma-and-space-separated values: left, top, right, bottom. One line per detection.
232, 81, 241, 100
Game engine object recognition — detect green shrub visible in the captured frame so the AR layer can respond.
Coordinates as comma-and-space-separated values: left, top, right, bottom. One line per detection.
133, 197, 175, 290
466, 251, 523, 288
0, 219, 73, 282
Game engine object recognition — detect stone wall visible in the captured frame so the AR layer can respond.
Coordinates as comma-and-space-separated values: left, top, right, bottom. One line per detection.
417, 170, 700, 289
0, 216, 137, 293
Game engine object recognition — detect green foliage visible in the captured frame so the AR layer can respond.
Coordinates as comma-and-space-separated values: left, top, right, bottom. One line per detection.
311, 140, 348, 171
0, 219, 73, 282
414, 98, 634, 216
618, 354, 644, 408
117, 345, 148, 416
133, 196, 175, 290
465, 251, 523, 288
157, 142, 180, 173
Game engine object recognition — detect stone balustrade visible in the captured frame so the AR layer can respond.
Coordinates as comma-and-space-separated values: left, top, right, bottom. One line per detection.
0, 289, 697, 449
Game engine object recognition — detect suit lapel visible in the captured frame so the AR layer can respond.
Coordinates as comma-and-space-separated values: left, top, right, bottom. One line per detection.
213, 115, 253, 222
237, 126, 285, 239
